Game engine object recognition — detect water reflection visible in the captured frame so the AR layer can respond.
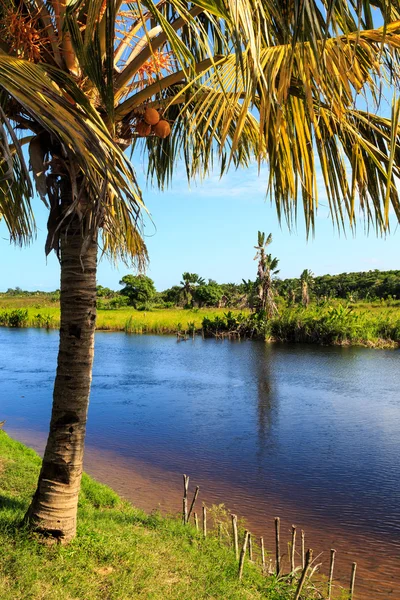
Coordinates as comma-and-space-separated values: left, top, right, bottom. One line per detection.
252, 343, 276, 461
1, 329, 400, 598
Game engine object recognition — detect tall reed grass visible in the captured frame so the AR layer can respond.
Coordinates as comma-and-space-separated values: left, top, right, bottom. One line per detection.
269, 304, 400, 346
0, 302, 399, 347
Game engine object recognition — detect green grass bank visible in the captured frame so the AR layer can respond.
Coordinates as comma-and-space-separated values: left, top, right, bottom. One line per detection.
0, 431, 322, 600
1, 294, 400, 347
0, 303, 232, 334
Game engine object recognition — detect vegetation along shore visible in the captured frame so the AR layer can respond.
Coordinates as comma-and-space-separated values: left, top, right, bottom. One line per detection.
1, 430, 353, 600
1, 264, 400, 348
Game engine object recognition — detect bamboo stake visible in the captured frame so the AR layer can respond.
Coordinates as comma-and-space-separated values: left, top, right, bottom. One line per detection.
291, 525, 296, 574
275, 517, 281, 576
202, 505, 207, 537
194, 512, 199, 531
248, 533, 253, 561
238, 531, 250, 580
182, 474, 189, 524
349, 562, 357, 599
294, 548, 313, 600
231, 514, 239, 560
301, 530, 305, 570
260, 537, 265, 571
328, 548, 336, 600
187, 485, 199, 522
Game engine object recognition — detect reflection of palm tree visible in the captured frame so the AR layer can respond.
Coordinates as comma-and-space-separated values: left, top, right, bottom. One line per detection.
252, 345, 276, 460
254, 232, 280, 318
300, 270, 314, 307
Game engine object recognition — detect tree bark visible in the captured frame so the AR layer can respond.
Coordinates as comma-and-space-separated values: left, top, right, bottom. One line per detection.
25, 182, 97, 542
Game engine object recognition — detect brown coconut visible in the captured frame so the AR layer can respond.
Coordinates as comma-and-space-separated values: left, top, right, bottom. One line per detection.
135, 120, 151, 137
143, 107, 160, 126
152, 119, 171, 139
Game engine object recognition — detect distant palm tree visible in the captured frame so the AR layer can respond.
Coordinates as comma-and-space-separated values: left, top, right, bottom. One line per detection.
300, 270, 314, 308
1, 0, 400, 542
285, 282, 297, 306
254, 232, 280, 318
180, 272, 205, 305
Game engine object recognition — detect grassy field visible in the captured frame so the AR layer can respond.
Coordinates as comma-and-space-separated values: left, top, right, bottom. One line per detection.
0, 431, 322, 600
0, 294, 400, 346
0, 302, 238, 333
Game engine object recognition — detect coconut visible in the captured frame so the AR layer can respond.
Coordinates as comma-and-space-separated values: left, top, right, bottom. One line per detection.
143, 107, 160, 126
152, 120, 171, 139
135, 120, 151, 137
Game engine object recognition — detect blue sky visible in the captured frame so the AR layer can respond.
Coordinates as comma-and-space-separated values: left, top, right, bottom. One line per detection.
1, 160, 398, 292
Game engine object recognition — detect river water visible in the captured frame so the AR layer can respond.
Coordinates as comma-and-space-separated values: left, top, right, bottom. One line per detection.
0, 328, 399, 598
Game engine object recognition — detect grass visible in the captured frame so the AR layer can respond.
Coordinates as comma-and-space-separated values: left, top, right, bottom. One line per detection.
0, 431, 322, 600
268, 304, 400, 347
0, 300, 246, 333
1, 294, 399, 347
202, 303, 400, 347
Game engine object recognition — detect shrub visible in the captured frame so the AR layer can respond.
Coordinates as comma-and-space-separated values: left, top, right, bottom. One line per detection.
202, 311, 267, 338
1, 309, 29, 327
33, 313, 54, 329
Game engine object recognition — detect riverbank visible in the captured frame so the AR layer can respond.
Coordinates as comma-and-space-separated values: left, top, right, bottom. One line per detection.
0, 431, 315, 599
0, 300, 399, 347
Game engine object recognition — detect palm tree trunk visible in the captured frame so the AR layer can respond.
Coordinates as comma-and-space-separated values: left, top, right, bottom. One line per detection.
25, 185, 97, 542
302, 282, 309, 307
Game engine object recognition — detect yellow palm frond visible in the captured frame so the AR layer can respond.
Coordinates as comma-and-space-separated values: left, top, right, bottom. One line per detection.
1, 0, 400, 256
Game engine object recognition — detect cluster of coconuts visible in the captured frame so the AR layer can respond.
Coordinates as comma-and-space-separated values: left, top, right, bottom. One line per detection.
135, 107, 171, 139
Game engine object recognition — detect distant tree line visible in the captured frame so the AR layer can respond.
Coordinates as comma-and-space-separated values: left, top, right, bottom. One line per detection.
275, 270, 400, 304
3, 270, 400, 309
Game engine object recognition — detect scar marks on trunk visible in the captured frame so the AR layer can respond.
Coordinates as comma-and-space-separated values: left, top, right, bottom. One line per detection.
54, 412, 80, 427
68, 324, 81, 339
42, 459, 71, 485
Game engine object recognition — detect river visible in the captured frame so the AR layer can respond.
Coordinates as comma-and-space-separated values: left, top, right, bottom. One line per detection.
0, 328, 399, 598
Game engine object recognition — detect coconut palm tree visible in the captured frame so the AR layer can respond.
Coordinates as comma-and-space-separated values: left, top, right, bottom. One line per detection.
180, 272, 204, 306
1, 0, 400, 542
254, 231, 280, 318
300, 269, 314, 307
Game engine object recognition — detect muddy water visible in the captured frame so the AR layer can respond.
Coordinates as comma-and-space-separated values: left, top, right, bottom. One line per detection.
1, 328, 399, 598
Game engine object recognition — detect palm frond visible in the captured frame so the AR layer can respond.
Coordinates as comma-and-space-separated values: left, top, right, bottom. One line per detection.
0, 52, 147, 260
1, 0, 400, 254
0, 118, 34, 244
134, 23, 400, 233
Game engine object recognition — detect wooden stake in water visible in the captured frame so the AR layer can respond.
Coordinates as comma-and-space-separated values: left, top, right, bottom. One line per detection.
231, 514, 239, 560
294, 548, 313, 600
327, 548, 336, 600
202, 505, 207, 537
194, 512, 199, 531
301, 530, 305, 570
238, 531, 250, 580
182, 474, 189, 524
187, 485, 199, 522
291, 525, 296, 574
275, 517, 281, 576
248, 533, 253, 561
349, 562, 357, 599
260, 537, 265, 571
